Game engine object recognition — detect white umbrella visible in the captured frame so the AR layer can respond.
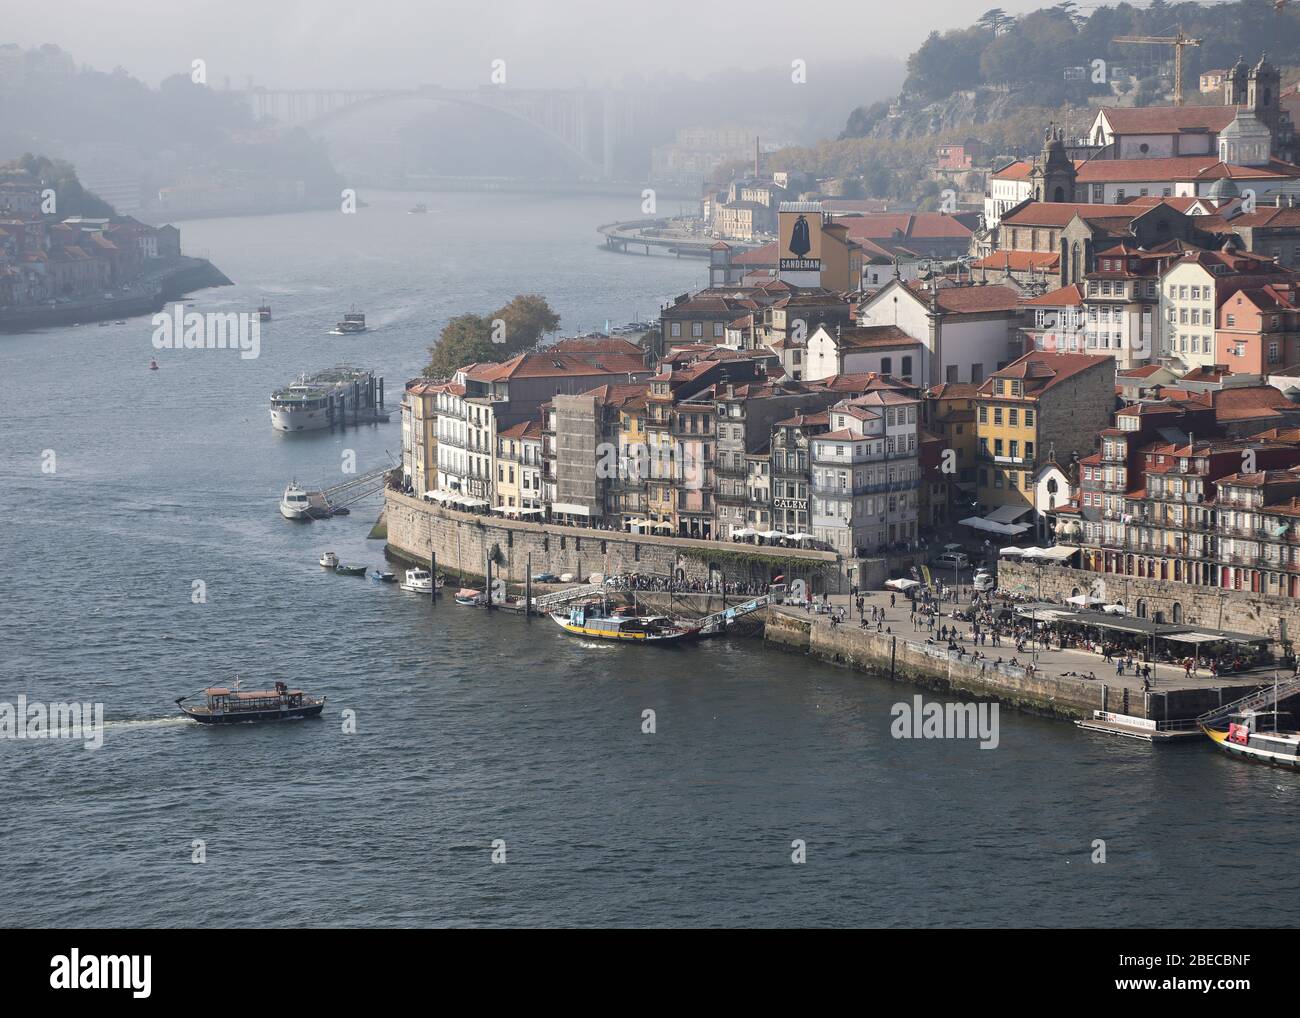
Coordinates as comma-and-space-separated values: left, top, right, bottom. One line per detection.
733, 527, 758, 538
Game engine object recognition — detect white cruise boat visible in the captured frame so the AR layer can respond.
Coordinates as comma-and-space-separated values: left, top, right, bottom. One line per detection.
270, 366, 384, 433
280, 482, 312, 520
400, 568, 441, 593
319, 551, 339, 568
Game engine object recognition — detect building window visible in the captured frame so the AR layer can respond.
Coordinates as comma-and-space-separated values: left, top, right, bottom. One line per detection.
881, 357, 892, 374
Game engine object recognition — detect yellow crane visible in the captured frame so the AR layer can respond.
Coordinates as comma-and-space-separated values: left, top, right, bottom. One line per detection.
1113, 31, 1203, 106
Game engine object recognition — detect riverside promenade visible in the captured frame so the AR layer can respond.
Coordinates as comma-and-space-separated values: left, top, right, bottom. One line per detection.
766, 586, 1274, 725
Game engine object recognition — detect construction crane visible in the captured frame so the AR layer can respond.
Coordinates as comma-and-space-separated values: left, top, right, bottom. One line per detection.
1113, 30, 1203, 106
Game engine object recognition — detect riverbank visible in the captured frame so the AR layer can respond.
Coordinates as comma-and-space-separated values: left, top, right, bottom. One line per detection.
0, 256, 232, 332
765, 605, 1263, 724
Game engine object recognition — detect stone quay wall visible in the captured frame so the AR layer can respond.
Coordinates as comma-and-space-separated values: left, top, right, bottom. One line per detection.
765, 608, 1258, 721
997, 560, 1300, 647
384, 490, 843, 591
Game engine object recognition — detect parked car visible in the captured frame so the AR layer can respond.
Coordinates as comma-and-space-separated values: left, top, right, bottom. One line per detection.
531, 572, 559, 583
935, 551, 970, 569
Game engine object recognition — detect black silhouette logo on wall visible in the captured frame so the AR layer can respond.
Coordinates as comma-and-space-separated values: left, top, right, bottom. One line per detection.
789, 215, 811, 257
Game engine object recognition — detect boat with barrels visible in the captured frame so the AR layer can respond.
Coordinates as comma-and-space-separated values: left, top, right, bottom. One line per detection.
549, 601, 700, 643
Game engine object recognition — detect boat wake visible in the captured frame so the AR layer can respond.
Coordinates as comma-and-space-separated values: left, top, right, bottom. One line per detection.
102, 716, 192, 730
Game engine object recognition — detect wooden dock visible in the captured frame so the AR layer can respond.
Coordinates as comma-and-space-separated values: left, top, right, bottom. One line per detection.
1074, 711, 1200, 743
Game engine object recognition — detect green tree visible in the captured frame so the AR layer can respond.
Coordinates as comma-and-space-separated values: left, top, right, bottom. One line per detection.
422, 314, 496, 378
492, 293, 560, 354
977, 8, 1009, 37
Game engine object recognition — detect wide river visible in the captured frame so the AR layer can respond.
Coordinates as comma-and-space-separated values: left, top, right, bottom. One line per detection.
1, 192, 1296, 927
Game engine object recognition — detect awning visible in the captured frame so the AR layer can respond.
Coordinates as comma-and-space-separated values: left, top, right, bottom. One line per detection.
988, 504, 1032, 524
758, 530, 784, 539
733, 527, 758, 538
1163, 632, 1221, 644
1066, 594, 1103, 606
551, 502, 591, 516
999, 546, 1025, 557
516, 507, 545, 516
653, 521, 674, 531
458, 496, 488, 508
490, 504, 510, 513
787, 532, 813, 541
960, 516, 1030, 536
1030, 545, 1079, 562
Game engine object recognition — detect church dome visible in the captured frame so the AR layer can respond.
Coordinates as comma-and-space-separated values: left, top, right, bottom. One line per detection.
1208, 175, 1241, 200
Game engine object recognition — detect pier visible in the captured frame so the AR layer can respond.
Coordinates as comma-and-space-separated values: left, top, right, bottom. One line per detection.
293, 466, 392, 520
597, 218, 765, 259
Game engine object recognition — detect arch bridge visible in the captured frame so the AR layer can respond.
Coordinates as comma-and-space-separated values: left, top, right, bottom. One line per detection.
239, 85, 626, 179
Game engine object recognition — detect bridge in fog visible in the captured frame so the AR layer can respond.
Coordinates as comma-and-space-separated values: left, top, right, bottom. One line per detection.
238, 85, 632, 179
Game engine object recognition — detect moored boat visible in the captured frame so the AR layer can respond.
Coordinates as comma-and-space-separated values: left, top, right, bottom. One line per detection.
280, 481, 311, 520
319, 551, 339, 569
370, 569, 396, 583
399, 568, 442, 592
455, 587, 485, 606
408, 203, 428, 214
257, 304, 272, 321
334, 563, 367, 576
177, 681, 325, 724
549, 602, 699, 643
1202, 710, 1300, 768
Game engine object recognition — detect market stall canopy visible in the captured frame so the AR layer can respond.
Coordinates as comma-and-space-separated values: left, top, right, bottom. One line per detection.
1022, 545, 1079, 562
1066, 594, 1104, 606
733, 527, 758, 538
787, 532, 813, 541
550, 502, 590, 516
999, 546, 1025, 557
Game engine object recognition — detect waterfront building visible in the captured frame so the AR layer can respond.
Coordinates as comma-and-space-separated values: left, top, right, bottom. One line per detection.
433, 381, 470, 498
769, 411, 826, 534
1074, 435, 1300, 594
804, 324, 920, 383
810, 390, 921, 556
550, 383, 649, 525
973, 352, 1116, 522
775, 201, 863, 292
1214, 281, 1300, 373
1159, 244, 1296, 371
495, 419, 544, 512
713, 380, 840, 540
856, 278, 1022, 387
402, 378, 443, 495
612, 389, 650, 528
744, 442, 773, 533
922, 381, 981, 527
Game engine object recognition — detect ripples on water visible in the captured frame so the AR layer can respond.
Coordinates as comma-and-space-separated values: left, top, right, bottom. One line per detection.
1, 193, 1297, 928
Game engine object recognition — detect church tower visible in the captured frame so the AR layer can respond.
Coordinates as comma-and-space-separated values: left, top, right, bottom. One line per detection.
1030, 126, 1077, 204
1225, 55, 1249, 106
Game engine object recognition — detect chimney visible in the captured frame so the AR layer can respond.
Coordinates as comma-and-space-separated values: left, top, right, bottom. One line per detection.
754, 136, 760, 178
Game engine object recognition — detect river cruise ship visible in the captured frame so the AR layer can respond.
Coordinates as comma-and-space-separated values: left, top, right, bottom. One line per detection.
269, 366, 384, 432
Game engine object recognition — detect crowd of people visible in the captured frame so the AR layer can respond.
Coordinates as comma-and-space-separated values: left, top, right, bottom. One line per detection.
605, 573, 770, 596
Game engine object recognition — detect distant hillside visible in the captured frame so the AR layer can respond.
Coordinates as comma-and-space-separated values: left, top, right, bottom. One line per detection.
768, 0, 1300, 206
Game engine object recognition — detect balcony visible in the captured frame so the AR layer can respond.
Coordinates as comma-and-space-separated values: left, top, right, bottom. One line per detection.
714, 461, 748, 479
976, 449, 1033, 466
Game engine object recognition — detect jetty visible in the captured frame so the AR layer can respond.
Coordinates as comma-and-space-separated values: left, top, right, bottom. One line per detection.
290, 466, 392, 520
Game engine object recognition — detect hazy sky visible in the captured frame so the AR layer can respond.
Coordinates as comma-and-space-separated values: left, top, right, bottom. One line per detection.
10, 0, 1047, 89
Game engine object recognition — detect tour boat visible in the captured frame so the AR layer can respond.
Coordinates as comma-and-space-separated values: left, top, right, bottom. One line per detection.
280, 481, 312, 520
399, 568, 440, 592
319, 551, 339, 569
329, 312, 367, 335
549, 603, 700, 643
455, 587, 485, 606
176, 681, 325, 725
334, 563, 367, 576
1202, 710, 1300, 769
257, 305, 272, 321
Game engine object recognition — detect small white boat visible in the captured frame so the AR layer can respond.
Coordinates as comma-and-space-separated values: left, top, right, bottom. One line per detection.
280, 481, 312, 520
320, 551, 339, 569
400, 568, 441, 593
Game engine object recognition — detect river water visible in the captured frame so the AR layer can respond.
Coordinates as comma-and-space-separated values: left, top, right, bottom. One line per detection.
1, 191, 1297, 928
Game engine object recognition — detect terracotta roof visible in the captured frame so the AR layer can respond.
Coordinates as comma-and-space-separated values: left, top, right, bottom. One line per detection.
972, 250, 1060, 272
839, 212, 977, 241
1076, 156, 1300, 183
829, 325, 918, 350
1000, 202, 1145, 228
978, 351, 1114, 398
774, 411, 829, 428
463, 352, 632, 382
1118, 364, 1168, 379
1022, 284, 1083, 306
903, 282, 1021, 314
1098, 105, 1239, 136
926, 381, 981, 399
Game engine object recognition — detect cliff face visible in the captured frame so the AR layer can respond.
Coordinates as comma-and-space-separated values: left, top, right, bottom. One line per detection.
849, 89, 1040, 143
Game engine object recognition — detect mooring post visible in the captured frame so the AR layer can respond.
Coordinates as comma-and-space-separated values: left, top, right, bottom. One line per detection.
431, 551, 437, 604
890, 636, 897, 682
485, 552, 493, 611
526, 553, 533, 619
